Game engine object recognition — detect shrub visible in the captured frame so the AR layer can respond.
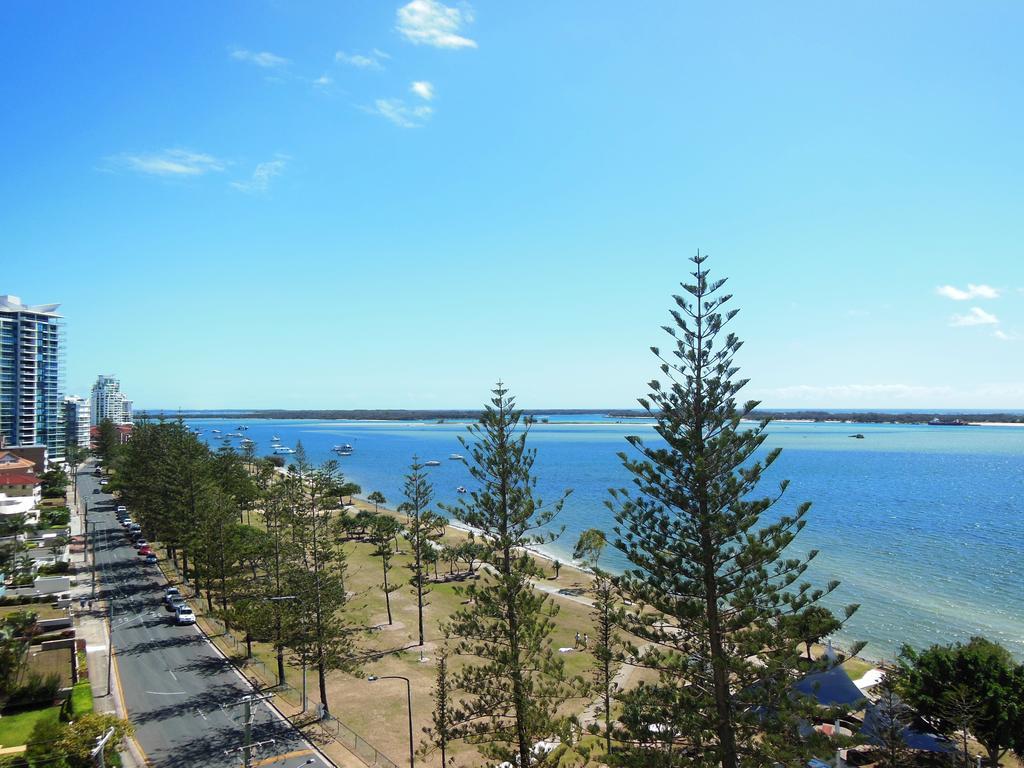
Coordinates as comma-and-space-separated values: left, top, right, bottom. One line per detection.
6, 672, 62, 707
60, 681, 93, 721
25, 715, 66, 767
38, 561, 70, 575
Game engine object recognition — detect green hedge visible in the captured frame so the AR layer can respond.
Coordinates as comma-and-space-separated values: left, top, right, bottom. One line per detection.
60, 681, 93, 721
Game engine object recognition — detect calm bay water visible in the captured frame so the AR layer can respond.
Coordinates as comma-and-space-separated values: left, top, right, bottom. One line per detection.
190, 416, 1024, 661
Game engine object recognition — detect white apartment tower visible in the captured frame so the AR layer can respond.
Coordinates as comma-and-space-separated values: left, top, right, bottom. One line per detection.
90, 375, 133, 426
63, 395, 91, 448
0, 295, 66, 461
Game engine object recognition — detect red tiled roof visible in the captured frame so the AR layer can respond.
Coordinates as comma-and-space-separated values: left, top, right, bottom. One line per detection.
0, 474, 39, 485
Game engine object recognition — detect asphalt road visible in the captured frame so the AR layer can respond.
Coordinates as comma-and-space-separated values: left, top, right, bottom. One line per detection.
81, 464, 329, 768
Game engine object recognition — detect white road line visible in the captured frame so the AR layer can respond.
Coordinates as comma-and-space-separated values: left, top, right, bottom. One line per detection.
168, 670, 178, 681
144, 690, 188, 695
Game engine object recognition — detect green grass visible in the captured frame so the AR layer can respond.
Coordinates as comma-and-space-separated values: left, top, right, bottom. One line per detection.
841, 656, 875, 681
0, 705, 61, 748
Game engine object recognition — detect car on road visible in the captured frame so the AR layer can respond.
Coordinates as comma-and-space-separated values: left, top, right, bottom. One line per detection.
128, 524, 141, 534
134, 539, 149, 550
120, 518, 132, 527
164, 587, 181, 604
144, 553, 158, 564
116, 505, 127, 512
175, 605, 195, 625
167, 595, 185, 612
99, 479, 108, 486
93, 488, 100, 494
138, 548, 153, 558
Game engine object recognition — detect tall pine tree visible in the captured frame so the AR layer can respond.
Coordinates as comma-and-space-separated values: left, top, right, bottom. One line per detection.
444, 383, 576, 767
611, 254, 859, 767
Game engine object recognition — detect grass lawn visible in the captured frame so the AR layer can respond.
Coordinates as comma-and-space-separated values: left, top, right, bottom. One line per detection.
0, 705, 61, 748
0, 603, 66, 622
840, 656, 875, 682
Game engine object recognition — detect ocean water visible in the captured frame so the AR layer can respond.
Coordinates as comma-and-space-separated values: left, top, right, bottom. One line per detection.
187, 416, 1024, 662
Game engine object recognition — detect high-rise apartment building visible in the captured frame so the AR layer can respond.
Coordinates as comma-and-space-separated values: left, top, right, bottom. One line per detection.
63, 395, 91, 449
0, 295, 66, 462
90, 375, 133, 426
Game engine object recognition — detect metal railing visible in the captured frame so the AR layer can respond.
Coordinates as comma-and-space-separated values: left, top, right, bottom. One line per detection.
319, 712, 400, 768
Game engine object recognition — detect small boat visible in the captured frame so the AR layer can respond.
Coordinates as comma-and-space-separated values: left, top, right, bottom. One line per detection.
273, 446, 296, 454
271, 435, 281, 442
456, 486, 467, 494
424, 460, 441, 467
238, 425, 249, 431
449, 453, 464, 461
332, 444, 354, 456
212, 429, 221, 434
241, 438, 255, 445
226, 432, 242, 438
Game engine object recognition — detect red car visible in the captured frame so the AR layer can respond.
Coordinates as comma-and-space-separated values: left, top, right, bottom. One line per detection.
138, 546, 153, 557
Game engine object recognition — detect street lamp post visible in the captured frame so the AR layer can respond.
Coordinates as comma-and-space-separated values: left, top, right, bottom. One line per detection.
368, 675, 414, 768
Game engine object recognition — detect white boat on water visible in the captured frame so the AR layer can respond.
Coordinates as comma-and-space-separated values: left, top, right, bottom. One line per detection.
456, 486, 467, 494
332, 444, 354, 456
271, 435, 281, 442
273, 446, 296, 454
226, 432, 242, 438
424, 460, 441, 467
449, 453, 464, 461
212, 429, 221, 434
238, 425, 249, 431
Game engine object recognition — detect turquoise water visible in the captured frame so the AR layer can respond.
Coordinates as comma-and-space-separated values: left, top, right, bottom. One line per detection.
190, 417, 1024, 661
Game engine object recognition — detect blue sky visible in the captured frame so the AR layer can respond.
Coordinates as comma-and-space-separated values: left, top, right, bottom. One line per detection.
2, 1, 1022, 409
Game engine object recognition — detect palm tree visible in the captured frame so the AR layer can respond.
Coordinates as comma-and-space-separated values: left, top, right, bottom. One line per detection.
367, 490, 386, 514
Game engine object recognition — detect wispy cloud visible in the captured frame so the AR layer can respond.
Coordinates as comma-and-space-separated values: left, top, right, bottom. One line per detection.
335, 50, 387, 69
994, 330, 1016, 341
410, 80, 434, 100
949, 307, 999, 327
230, 156, 288, 194
108, 149, 225, 177
936, 283, 1000, 300
312, 74, 333, 88
230, 48, 290, 68
396, 0, 477, 49
367, 98, 433, 128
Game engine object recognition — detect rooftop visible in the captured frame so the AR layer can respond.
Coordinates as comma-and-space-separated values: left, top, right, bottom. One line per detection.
0, 295, 61, 317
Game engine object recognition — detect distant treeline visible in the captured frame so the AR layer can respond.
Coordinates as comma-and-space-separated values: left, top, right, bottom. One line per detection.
609, 409, 1024, 424
135, 408, 622, 421
136, 408, 1023, 424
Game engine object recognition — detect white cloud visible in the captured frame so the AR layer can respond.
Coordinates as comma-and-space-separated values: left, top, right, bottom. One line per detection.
231, 48, 289, 68
110, 149, 225, 177
994, 330, 1016, 341
410, 80, 434, 100
396, 0, 477, 49
313, 74, 333, 88
368, 98, 433, 128
936, 283, 1000, 300
230, 157, 288, 194
949, 307, 999, 327
335, 50, 386, 69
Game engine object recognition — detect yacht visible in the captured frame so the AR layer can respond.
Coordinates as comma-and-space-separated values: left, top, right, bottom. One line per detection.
240, 438, 255, 445
448, 453, 464, 461
238, 425, 249, 431
271, 435, 281, 442
332, 444, 354, 456
226, 432, 242, 438
424, 460, 441, 467
456, 486, 467, 494
212, 429, 221, 434
273, 446, 296, 454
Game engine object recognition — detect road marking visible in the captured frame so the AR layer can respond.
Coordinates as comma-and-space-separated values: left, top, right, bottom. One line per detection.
168, 669, 178, 681
194, 707, 208, 720
143, 690, 188, 695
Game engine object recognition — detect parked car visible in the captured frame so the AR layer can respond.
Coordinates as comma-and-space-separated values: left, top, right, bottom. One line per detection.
116, 505, 127, 513
175, 605, 196, 625
164, 587, 181, 605
134, 539, 148, 550
93, 488, 100, 494
138, 547, 153, 557
167, 595, 185, 612
145, 553, 158, 564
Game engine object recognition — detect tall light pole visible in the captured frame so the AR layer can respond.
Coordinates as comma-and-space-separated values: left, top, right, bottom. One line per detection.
368, 675, 414, 768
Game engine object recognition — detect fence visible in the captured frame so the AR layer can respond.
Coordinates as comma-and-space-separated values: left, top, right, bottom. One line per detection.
320, 713, 400, 768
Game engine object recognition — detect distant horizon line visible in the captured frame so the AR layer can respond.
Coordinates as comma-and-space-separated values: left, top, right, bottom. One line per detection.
133, 406, 1024, 415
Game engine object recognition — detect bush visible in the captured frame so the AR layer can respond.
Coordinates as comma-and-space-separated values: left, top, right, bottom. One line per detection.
60, 682, 93, 721
39, 508, 71, 527
6, 672, 62, 708
25, 715, 65, 767
38, 561, 70, 575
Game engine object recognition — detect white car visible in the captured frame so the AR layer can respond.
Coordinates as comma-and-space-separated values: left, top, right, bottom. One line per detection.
175, 605, 196, 625
116, 505, 127, 513
164, 587, 181, 605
